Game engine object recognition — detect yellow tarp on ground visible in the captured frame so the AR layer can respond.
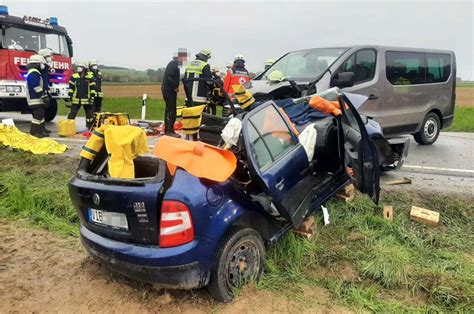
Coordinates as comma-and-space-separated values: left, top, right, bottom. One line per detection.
104, 125, 149, 179
0, 124, 67, 155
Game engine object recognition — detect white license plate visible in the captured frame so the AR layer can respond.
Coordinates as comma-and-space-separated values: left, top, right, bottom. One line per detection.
88, 208, 128, 231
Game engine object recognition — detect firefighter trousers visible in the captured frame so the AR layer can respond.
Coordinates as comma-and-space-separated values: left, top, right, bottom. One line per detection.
30, 105, 45, 136
162, 90, 177, 133
93, 97, 103, 113
68, 104, 95, 129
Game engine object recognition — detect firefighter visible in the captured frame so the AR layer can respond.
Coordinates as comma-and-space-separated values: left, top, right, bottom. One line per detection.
207, 66, 225, 116
162, 53, 186, 137
67, 61, 97, 129
264, 58, 276, 71
38, 48, 53, 134
183, 49, 212, 107
88, 60, 104, 113
26, 54, 49, 137
223, 54, 251, 95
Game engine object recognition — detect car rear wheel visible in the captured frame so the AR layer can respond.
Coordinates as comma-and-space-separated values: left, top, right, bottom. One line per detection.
207, 228, 265, 303
414, 112, 440, 145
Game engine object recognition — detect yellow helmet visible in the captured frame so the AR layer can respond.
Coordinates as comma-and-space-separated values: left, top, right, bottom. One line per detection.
197, 49, 212, 59
28, 54, 46, 64
265, 58, 276, 66
267, 70, 285, 82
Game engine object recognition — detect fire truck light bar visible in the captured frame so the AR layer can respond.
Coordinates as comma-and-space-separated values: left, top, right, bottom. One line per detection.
0, 5, 9, 15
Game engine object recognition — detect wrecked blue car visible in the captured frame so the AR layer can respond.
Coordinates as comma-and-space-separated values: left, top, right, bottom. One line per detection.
69, 90, 405, 302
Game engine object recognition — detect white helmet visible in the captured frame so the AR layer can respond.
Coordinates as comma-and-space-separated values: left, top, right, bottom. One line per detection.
234, 54, 245, 62
76, 61, 88, 68
29, 54, 46, 64
38, 48, 52, 58
89, 59, 98, 67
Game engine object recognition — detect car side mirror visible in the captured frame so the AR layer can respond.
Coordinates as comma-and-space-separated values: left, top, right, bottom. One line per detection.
360, 114, 369, 124
331, 72, 354, 88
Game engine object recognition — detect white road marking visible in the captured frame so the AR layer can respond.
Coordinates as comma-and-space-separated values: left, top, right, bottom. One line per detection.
403, 164, 474, 174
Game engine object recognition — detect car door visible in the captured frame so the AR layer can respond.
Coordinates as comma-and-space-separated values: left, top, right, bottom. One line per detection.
332, 48, 381, 120
242, 102, 313, 227
339, 93, 381, 203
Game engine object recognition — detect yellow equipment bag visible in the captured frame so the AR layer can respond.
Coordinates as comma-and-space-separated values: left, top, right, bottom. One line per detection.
0, 124, 67, 154
181, 105, 206, 135
79, 125, 106, 161
58, 119, 77, 137
104, 125, 149, 179
91, 112, 130, 130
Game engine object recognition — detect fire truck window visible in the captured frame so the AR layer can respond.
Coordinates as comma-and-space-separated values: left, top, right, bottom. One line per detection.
3, 27, 69, 57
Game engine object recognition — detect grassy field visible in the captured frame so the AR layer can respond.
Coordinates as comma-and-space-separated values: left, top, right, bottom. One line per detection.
445, 107, 474, 132
0, 150, 472, 311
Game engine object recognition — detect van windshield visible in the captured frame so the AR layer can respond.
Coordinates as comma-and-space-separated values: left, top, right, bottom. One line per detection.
260, 48, 348, 82
1, 26, 70, 57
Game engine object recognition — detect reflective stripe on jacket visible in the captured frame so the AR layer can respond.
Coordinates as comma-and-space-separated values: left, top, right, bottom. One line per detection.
26, 68, 45, 107
184, 60, 211, 105
68, 71, 97, 105
224, 67, 251, 95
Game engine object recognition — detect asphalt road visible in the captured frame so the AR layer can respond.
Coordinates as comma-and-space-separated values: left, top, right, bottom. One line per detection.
2, 112, 473, 194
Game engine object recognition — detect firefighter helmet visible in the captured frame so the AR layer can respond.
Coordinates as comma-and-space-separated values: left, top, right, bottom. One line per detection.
38, 48, 52, 58
28, 54, 46, 64
234, 54, 245, 62
265, 58, 276, 67
267, 70, 285, 82
197, 49, 212, 60
76, 61, 88, 68
89, 59, 98, 67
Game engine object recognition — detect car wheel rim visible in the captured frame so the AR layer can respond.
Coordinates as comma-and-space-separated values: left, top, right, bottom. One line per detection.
226, 240, 260, 289
424, 118, 438, 139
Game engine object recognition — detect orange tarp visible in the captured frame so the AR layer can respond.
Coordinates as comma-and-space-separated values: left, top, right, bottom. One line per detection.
309, 95, 341, 116
153, 136, 237, 182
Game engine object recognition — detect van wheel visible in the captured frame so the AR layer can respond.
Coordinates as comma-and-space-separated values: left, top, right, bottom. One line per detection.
414, 112, 440, 145
44, 99, 58, 122
207, 228, 265, 303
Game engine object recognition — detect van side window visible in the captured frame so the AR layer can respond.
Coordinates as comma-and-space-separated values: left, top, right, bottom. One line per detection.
426, 53, 451, 83
386, 51, 425, 85
338, 49, 376, 84
247, 105, 296, 170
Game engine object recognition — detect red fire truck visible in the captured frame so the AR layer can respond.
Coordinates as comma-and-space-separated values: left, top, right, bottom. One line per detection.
0, 5, 73, 121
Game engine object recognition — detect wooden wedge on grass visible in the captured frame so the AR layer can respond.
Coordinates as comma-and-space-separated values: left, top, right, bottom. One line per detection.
386, 177, 412, 185
410, 206, 440, 226
294, 216, 316, 239
336, 183, 355, 203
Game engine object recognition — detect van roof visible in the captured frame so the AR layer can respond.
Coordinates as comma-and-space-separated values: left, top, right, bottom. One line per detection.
294, 45, 454, 54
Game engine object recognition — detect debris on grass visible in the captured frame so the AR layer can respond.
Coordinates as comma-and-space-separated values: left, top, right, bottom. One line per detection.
386, 177, 412, 185
336, 183, 355, 203
383, 205, 393, 221
410, 206, 440, 226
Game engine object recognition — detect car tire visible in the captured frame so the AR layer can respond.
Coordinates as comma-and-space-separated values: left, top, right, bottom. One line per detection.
44, 99, 58, 122
207, 227, 265, 303
414, 112, 441, 145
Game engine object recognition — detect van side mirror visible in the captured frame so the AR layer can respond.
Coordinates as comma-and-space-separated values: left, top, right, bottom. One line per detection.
331, 72, 354, 88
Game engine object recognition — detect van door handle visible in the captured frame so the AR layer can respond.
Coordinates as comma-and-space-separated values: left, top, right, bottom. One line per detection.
275, 178, 285, 190
368, 94, 378, 100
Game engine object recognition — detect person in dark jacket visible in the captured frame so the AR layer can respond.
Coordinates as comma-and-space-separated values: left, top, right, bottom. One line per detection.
162, 52, 187, 137
26, 54, 49, 137
67, 61, 97, 129
183, 49, 212, 107
38, 48, 53, 134
89, 60, 104, 113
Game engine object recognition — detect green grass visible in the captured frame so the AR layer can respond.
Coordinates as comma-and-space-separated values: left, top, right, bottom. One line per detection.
445, 107, 474, 132
0, 150, 472, 311
457, 82, 474, 88
56, 97, 185, 121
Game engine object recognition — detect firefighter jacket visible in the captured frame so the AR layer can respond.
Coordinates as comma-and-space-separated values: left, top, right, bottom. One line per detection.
26, 67, 46, 107
91, 70, 104, 97
184, 59, 212, 106
41, 64, 51, 93
68, 71, 97, 105
223, 65, 251, 95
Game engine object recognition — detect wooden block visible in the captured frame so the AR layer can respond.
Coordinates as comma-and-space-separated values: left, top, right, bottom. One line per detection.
383, 205, 393, 221
297, 216, 315, 233
338, 184, 355, 196
410, 206, 440, 226
293, 230, 313, 239
336, 191, 355, 203
386, 177, 412, 185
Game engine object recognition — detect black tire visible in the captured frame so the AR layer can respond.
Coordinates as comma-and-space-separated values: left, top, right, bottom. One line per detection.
44, 99, 58, 122
207, 227, 265, 303
414, 112, 441, 145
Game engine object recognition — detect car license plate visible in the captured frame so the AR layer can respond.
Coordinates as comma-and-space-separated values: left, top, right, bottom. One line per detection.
88, 208, 128, 231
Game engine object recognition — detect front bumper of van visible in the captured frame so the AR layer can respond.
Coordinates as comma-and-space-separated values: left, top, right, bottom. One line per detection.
80, 225, 215, 289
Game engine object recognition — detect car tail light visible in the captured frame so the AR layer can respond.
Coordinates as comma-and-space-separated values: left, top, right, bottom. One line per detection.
159, 200, 194, 248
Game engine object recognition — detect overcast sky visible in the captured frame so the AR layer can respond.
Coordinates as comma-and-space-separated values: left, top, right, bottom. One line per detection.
3, 0, 473, 79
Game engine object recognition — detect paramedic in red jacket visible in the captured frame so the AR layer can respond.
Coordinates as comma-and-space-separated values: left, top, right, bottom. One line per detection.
223, 54, 251, 95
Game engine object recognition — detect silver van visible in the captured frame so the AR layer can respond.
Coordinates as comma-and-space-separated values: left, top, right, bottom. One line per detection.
249, 45, 456, 145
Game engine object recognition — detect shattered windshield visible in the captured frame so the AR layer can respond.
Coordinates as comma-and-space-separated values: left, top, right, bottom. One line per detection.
261, 48, 348, 82
1, 26, 70, 57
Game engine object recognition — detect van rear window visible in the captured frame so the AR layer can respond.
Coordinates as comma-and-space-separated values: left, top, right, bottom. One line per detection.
385, 51, 452, 85
426, 53, 451, 83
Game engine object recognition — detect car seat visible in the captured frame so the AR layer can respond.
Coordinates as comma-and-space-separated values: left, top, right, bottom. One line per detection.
199, 113, 230, 146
